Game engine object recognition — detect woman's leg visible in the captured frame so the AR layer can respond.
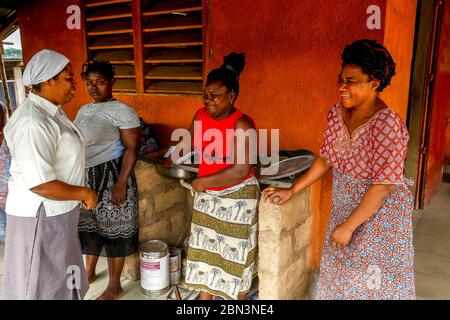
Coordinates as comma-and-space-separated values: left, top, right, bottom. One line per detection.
96, 257, 125, 300
85, 254, 99, 284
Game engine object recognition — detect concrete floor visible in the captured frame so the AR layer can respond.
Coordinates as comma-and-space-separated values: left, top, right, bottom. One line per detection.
413, 182, 450, 299
82, 256, 153, 300
82, 256, 194, 300
1, 182, 450, 300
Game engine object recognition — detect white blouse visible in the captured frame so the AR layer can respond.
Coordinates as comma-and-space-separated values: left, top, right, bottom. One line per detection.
3, 92, 85, 217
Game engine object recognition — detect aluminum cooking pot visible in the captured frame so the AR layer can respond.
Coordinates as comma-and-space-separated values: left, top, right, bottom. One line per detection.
155, 161, 197, 180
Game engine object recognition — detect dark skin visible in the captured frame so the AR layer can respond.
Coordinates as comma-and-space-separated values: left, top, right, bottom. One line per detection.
192, 80, 253, 300
29, 64, 98, 210
264, 64, 395, 249
192, 80, 253, 192
191, 115, 253, 192
83, 70, 141, 300
0, 104, 7, 144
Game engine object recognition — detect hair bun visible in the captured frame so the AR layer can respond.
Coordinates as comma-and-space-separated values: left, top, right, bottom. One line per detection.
221, 52, 245, 77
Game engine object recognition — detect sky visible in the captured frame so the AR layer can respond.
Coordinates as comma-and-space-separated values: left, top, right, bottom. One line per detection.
3, 29, 22, 50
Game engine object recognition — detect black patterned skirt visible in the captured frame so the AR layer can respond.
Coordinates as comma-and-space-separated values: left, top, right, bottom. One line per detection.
78, 157, 139, 257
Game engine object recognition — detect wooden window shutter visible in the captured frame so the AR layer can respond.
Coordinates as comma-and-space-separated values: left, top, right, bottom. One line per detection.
85, 0, 136, 93
84, 0, 203, 95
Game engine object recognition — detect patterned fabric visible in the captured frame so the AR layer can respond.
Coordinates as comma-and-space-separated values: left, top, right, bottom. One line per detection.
185, 176, 259, 300
317, 104, 415, 300
78, 157, 139, 257
0, 141, 11, 209
0, 141, 11, 244
320, 104, 409, 183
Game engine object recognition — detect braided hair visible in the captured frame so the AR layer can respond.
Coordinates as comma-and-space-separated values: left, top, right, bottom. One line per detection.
206, 52, 245, 98
341, 39, 396, 92
81, 59, 115, 80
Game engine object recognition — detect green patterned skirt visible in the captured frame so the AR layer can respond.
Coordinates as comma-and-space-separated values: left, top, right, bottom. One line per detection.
185, 176, 260, 300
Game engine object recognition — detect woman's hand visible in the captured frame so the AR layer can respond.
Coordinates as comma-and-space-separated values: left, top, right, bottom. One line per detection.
162, 156, 173, 168
112, 181, 127, 205
263, 187, 294, 205
191, 178, 205, 192
329, 223, 354, 249
82, 188, 98, 210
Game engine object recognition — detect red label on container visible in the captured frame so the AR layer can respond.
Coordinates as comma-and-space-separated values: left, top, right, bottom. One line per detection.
140, 260, 161, 270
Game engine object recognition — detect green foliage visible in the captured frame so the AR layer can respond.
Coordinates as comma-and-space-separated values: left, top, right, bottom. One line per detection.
2, 48, 22, 59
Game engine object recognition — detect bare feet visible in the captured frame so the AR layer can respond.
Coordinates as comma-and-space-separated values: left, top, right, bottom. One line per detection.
96, 286, 124, 300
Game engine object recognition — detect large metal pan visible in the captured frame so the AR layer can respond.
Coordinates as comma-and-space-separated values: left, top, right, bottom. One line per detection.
155, 161, 197, 180
260, 154, 315, 180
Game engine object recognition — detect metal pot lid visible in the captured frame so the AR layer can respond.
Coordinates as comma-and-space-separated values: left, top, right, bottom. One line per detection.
174, 163, 199, 173
155, 162, 197, 180
260, 154, 315, 180
140, 240, 168, 253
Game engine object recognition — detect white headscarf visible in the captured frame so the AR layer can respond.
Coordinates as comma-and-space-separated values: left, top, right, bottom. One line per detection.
22, 49, 70, 87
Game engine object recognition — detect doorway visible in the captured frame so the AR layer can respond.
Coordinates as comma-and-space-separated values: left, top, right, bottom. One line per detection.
405, 0, 446, 209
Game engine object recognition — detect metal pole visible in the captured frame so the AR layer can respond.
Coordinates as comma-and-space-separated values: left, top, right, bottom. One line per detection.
0, 45, 13, 116
13, 66, 25, 107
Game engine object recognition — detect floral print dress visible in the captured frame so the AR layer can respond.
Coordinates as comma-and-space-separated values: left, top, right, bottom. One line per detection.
317, 104, 415, 300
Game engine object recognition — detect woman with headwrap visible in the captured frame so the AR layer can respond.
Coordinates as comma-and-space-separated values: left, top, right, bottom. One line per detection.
264, 39, 415, 300
0, 49, 98, 300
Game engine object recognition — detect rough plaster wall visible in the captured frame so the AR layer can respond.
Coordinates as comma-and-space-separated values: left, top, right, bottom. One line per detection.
206, 0, 385, 152
205, 0, 386, 267
17, 0, 203, 139
382, 0, 418, 119
17, 0, 88, 120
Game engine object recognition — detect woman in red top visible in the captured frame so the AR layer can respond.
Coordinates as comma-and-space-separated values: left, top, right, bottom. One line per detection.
184, 53, 259, 300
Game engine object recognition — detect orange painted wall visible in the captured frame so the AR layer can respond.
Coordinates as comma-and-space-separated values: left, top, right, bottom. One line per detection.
18, 0, 88, 119
17, 0, 419, 268
204, 0, 387, 268
17, 0, 203, 143
425, 0, 450, 204
382, 0, 418, 120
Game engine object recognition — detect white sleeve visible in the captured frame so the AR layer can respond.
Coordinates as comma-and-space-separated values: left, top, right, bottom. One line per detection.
111, 103, 141, 129
13, 121, 57, 189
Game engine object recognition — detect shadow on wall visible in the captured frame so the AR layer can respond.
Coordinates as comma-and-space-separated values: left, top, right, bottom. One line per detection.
150, 124, 179, 149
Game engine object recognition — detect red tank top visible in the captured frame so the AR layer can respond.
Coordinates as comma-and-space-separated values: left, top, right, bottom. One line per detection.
194, 107, 254, 191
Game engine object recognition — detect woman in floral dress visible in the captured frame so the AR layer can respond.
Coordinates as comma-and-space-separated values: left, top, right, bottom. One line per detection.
264, 39, 415, 300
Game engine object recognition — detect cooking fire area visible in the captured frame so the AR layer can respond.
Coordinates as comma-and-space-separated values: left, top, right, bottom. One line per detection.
122, 148, 315, 300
